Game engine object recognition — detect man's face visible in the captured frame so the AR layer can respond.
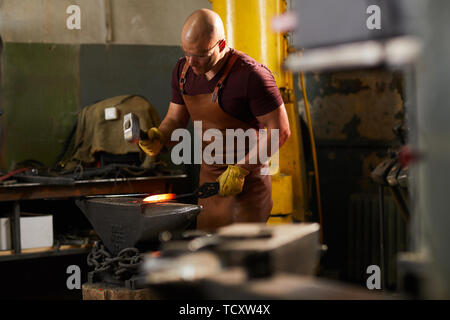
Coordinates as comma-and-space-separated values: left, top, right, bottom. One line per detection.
182, 39, 222, 75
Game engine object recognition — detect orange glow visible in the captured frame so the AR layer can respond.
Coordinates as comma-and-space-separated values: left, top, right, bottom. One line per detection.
143, 193, 176, 203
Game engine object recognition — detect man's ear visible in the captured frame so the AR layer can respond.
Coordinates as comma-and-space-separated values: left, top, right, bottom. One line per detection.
219, 39, 226, 51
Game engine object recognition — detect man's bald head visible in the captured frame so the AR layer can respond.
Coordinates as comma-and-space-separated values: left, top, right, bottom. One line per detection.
181, 9, 225, 51
181, 9, 229, 76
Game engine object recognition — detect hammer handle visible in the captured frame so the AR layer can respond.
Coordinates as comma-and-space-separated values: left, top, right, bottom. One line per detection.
139, 129, 149, 140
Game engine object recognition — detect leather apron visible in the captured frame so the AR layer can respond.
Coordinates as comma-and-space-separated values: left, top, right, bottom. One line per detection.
179, 50, 273, 231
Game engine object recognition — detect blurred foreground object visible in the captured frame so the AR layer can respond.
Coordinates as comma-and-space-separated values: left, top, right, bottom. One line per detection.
286, 0, 422, 71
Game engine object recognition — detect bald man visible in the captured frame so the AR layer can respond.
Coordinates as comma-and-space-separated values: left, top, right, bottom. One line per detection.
139, 9, 291, 231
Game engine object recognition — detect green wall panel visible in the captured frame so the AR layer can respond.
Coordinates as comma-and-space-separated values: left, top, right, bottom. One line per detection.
79, 44, 183, 119
1, 43, 80, 170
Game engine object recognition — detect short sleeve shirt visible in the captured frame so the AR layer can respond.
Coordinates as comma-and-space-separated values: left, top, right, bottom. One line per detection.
171, 49, 283, 129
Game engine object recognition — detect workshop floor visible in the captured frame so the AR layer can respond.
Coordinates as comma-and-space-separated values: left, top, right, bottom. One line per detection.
0, 254, 88, 300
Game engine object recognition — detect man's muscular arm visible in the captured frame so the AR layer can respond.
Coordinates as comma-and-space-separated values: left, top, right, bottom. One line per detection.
158, 102, 191, 147
237, 103, 291, 172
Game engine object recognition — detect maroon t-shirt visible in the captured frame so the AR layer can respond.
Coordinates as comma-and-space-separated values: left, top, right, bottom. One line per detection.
171, 48, 283, 129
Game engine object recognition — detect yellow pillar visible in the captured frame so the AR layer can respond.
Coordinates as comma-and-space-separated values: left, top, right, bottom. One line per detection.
211, 0, 309, 222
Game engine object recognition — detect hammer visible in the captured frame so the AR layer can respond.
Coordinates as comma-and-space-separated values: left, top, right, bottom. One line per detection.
123, 113, 148, 144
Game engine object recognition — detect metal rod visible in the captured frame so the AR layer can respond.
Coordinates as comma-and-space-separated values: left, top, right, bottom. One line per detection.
300, 72, 324, 244
388, 186, 410, 224
379, 185, 386, 290
172, 192, 196, 200
104, 0, 113, 43
84, 193, 149, 199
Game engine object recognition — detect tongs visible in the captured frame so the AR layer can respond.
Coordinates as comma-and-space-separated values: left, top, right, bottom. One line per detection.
142, 182, 219, 203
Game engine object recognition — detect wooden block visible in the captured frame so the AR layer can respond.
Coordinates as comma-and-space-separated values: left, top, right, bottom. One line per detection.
82, 283, 158, 300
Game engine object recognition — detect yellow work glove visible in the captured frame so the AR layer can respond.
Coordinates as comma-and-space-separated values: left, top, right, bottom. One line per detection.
138, 127, 165, 157
216, 165, 250, 197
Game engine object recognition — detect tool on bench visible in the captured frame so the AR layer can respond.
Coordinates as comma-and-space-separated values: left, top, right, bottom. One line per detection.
3, 167, 75, 185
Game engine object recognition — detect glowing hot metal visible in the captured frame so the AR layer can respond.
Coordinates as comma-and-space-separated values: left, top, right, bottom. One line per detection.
143, 193, 177, 203
143, 182, 220, 204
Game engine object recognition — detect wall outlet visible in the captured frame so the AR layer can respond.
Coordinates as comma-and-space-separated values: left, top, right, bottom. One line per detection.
105, 107, 118, 120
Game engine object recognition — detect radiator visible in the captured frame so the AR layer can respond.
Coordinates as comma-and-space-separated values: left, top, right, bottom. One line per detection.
347, 193, 408, 289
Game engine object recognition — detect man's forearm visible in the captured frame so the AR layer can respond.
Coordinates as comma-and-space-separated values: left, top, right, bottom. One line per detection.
158, 117, 186, 147
237, 127, 290, 172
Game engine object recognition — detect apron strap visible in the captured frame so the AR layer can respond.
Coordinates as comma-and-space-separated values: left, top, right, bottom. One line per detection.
212, 53, 239, 103
179, 59, 190, 94
179, 50, 239, 100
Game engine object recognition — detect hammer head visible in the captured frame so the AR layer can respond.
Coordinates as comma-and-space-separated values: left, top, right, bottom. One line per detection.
123, 113, 141, 144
